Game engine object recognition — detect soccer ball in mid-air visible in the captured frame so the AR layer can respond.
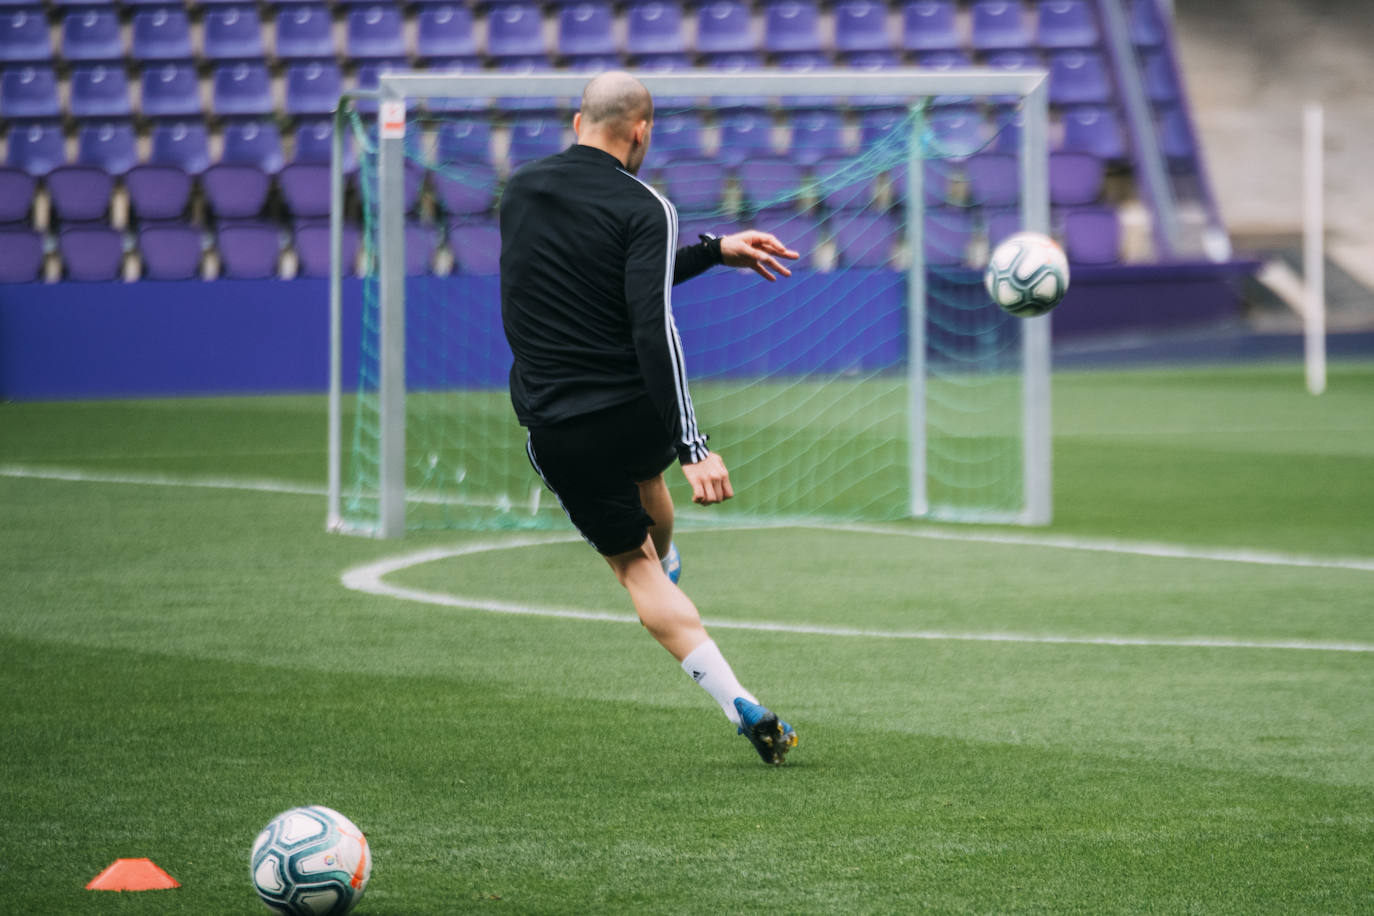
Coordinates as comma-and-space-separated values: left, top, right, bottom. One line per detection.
983, 231, 1071, 317
250, 806, 372, 916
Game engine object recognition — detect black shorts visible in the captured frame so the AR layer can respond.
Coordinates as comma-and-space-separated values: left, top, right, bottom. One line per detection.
525, 396, 677, 556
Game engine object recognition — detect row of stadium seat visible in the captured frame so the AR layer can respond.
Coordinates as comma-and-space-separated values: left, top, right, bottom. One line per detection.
1, 46, 1176, 119
0, 144, 1111, 228
0, 1, 1168, 65
0, 203, 1120, 283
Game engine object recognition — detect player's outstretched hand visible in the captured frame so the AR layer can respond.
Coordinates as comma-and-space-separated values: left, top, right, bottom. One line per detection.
720, 230, 801, 282
681, 451, 734, 506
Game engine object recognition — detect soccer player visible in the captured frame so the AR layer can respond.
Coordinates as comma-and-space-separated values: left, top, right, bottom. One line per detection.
499, 72, 801, 765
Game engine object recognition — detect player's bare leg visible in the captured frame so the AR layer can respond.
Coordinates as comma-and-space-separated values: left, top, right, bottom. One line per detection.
605, 535, 701, 660
605, 535, 796, 764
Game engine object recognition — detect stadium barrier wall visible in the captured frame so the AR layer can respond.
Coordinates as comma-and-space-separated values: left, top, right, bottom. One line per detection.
0, 266, 1249, 401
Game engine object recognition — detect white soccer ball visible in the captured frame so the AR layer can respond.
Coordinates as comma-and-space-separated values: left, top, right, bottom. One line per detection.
983, 231, 1071, 317
250, 806, 372, 916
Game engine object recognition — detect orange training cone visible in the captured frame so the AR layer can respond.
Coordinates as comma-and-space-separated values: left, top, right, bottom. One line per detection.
86, 858, 180, 891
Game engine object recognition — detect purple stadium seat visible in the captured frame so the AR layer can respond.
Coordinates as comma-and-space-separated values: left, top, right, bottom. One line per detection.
558, 3, 616, 58
213, 63, 274, 117
448, 220, 501, 275
405, 223, 436, 276
351, 60, 409, 113
140, 64, 201, 118
1062, 206, 1119, 263
46, 166, 114, 223
507, 118, 565, 168
202, 166, 270, 219
663, 157, 726, 213
416, 5, 477, 62
436, 118, 493, 164
901, 1, 960, 53
787, 110, 845, 165
1128, 0, 1166, 47
986, 208, 1021, 247
652, 111, 705, 161
0, 10, 50, 63
696, 1, 754, 55
278, 163, 331, 219
222, 121, 284, 173
626, 2, 686, 57
138, 223, 202, 280
347, 6, 407, 60
1036, 0, 1098, 49
1157, 105, 1195, 160
487, 4, 546, 59
764, 0, 822, 54
433, 161, 497, 216
149, 121, 211, 175
0, 167, 34, 222
125, 165, 193, 220
285, 62, 343, 117
276, 5, 337, 61
1, 66, 59, 119
0, 227, 42, 282
7, 123, 64, 176
835, 0, 891, 54
293, 221, 360, 278
295, 120, 356, 171
928, 106, 986, 157
132, 8, 194, 61
1049, 151, 1104, 205
1049, 50, 1111, 104
717, 110, 775, 166
62, 9, 124, 61
924, 210, 975, 265
857, 108, 904, 147
985, 48, 1041, 73
737, 156, 805, 210
203, 6, 266, 61
833, 210, 897, 268
60, 224, 123, 281
971, 1, 1032, 51
813, 155, 873, 211
1142, 50, 1179, 103
569, 54, 623, 73
216, 222, 282, 279
70, 66, 133, 120
965, 153, 1018, 207
887, 160, 959, 207
1061, 105, 1126, 159
77, 122, 138, 175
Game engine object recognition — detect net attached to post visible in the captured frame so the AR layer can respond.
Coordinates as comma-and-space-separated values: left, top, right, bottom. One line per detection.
332, 71, 1050, 536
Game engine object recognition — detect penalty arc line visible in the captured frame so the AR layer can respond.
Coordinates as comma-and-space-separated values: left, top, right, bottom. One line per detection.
340, 536, 1374, 654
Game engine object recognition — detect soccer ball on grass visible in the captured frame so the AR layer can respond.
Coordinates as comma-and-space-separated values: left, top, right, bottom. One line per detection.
250, 805, 372, 915
983, 231, 1070, 317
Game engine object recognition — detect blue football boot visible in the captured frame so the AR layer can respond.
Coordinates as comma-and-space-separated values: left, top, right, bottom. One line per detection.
734, 698, 798, 766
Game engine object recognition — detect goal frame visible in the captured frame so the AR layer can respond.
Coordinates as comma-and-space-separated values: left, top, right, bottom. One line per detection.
327, 69, 1052, 537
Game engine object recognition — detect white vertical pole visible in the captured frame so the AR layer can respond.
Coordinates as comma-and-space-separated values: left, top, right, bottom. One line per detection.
906, 104, 928, 518
326, 103, 347, 532
1303, 103, 1326, 396
1019, 77, 1053, 526
377, 94, 408, 537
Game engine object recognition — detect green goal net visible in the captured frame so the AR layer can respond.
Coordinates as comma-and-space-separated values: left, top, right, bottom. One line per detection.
328, 70, 1051, 537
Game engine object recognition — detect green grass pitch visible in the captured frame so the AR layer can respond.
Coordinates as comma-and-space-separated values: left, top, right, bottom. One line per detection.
2, 363, 1372, 913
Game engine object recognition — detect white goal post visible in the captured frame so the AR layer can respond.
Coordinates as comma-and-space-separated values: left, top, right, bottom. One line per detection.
328, 69, 1053, 537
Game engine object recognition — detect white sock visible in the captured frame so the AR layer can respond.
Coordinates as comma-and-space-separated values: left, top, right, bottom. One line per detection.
680, 639, 758, 728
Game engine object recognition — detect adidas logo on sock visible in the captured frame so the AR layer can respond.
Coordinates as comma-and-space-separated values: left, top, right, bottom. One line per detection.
690, 669, 707, 683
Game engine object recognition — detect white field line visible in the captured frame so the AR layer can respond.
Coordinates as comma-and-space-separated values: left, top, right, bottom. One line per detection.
6, 463, 1374, 574
341, 537, 1374, 654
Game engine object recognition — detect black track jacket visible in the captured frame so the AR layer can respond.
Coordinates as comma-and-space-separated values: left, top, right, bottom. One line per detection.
499, 144, 722, 465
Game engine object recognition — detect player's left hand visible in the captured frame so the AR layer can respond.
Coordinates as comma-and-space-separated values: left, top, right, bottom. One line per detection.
720, 231, 801, 282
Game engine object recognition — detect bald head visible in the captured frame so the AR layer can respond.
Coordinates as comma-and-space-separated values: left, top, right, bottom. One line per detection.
578, 71, 654, 141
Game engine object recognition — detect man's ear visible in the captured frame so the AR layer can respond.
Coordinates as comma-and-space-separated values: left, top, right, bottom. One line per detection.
633, 119, 650, 147
572, 111, 583, 138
